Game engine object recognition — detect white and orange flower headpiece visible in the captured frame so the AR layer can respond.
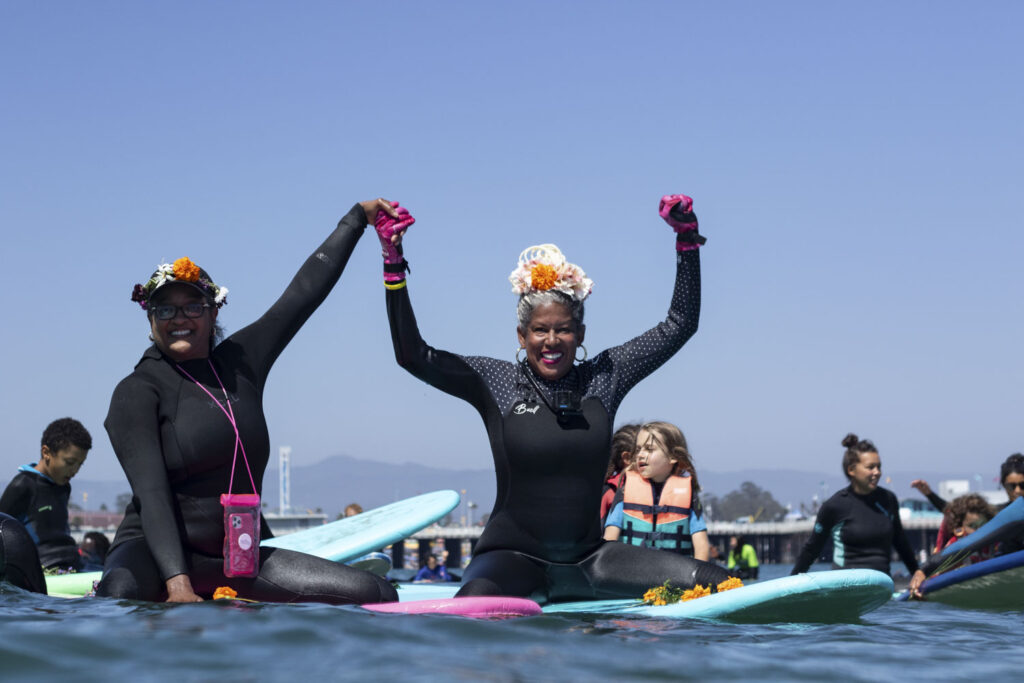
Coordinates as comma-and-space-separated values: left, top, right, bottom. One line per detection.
131, 257, 228, 310
508, 244, 592, 302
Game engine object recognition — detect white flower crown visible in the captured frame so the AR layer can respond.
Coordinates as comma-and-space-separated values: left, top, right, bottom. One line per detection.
508, 244, 593, 302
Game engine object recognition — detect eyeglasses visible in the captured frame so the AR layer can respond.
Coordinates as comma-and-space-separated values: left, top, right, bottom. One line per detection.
151, 302, 210, 321
1004, 481, 1024, 491
965, 517, 989, 530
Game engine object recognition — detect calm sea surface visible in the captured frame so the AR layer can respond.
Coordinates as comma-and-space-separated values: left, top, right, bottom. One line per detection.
2, 563, 1019, 682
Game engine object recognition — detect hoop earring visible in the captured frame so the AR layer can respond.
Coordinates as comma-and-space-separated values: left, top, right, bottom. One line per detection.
575, 344, 588, 362
516, 347, 526, 363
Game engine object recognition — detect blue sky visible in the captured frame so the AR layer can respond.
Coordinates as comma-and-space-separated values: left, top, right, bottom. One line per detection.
1, 2, 1021, 490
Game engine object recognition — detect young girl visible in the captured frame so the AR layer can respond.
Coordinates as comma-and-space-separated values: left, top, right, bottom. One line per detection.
603, 422, 709, 561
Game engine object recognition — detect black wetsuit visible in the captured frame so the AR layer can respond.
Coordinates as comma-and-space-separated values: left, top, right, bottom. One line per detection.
0, 465, 81, 570
387, 247, 729, 603
791, 486, 919, 576
0, 512, 47, 594
98, 204, 396, 605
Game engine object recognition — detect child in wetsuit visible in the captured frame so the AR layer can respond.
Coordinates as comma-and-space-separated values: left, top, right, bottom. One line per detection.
603, 422, 709, 561
0, 418, 92, 571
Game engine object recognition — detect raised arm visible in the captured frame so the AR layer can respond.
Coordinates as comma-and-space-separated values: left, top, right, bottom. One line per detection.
229, 200, 399, 384
377, 205, 494, 406
596, 194, 706, 405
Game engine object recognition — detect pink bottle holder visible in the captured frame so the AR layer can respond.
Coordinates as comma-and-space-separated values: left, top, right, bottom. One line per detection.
220, 493, 261, 578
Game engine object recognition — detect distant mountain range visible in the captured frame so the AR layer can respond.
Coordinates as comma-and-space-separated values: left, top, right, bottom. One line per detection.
13, 454, 988, 521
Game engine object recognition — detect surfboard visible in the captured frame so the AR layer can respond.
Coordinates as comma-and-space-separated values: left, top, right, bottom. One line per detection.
45, 490, 460, 597
262, 489, 460, 561
896, 549, 1024, 609
363, 596, 542, 619
394, 569, 894, 623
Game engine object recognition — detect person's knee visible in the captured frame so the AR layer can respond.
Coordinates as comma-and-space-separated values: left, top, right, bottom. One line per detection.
96, 567, 142, 600
374, 576, 398, 603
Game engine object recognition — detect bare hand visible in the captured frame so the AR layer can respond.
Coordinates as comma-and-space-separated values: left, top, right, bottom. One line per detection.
908, 569, 927, 599
359, 198, 400, 227
165, 574, 204, 603
910, 479, 933, 497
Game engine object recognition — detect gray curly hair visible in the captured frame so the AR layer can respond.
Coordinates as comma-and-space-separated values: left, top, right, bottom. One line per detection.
516, 289, 585, 330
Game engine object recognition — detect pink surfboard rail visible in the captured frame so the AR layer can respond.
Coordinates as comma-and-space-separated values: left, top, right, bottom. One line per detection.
362, 596, 542, 619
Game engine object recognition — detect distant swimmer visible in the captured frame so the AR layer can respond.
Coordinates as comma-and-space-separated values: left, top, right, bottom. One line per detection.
384, 194, 729, 603
603, 422, 710, 561
413, 554, 452, 583
727, 535, 760, 580
97, 199, 402, 605
0, 418, 92, 573
791, 433, 919, 577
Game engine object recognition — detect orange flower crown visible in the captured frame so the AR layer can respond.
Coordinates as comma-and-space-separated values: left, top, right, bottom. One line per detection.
131, 257, 228, 310
508, 244, 592, 302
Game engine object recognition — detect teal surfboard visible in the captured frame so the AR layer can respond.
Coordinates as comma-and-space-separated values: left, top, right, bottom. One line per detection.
45, 490, 460, 597
262, 489, 460, 561
395, 569, 894, 623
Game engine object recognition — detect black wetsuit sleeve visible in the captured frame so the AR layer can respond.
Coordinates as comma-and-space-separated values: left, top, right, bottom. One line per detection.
227, 203, 368, 387
791, 500, 837, 574
599, 249, 701, 409
105, 376, 190, 580
386, 285, 490, 408
0, 478, 30, 520
926, 492, 947, 512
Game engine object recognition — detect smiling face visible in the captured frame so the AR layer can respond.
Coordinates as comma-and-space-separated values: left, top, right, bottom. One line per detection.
149, 284, 217, 362
516, 301, 584, 382
847, 451, 882, 494
633, 429, 678, 483
37, 445, 88, 486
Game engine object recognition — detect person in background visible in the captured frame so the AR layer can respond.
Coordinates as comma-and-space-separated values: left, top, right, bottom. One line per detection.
79, 531, 111, 572
344, 503, 364, 518
603, 421, 710, 561
791, 433, 919, 577
413, 554, 451, 582
0, 418, 92, 572
727, 535, 760, 580
601, 424, 640, 522
909, 455, 1024, 597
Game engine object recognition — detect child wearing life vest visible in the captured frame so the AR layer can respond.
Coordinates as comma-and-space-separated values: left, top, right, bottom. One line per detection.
602, 422, 709, 560
600, 424, 641, 522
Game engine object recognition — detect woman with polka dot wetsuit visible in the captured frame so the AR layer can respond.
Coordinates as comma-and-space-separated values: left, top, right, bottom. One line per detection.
375, 195, 730, 604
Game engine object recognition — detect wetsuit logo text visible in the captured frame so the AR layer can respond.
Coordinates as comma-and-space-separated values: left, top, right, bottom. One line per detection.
513, 403, 540, 415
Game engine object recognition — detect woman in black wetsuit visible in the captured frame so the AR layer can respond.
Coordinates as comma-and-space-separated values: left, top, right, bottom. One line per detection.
379, 194, 730, 603
97, 199, 401, 605
791, 434, 919, 577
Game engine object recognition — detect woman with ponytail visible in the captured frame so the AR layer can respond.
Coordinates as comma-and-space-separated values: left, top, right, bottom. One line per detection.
791, 433, 919, 577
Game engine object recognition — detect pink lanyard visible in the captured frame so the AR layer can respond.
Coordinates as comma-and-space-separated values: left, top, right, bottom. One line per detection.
176, 360, 256, 496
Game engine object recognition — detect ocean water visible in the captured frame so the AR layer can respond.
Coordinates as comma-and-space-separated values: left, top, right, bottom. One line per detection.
2, 564, 1020, 682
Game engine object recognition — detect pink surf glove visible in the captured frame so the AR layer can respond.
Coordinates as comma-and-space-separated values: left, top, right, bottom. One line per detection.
374, 202, 416, 285
659, 194, 706, 251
